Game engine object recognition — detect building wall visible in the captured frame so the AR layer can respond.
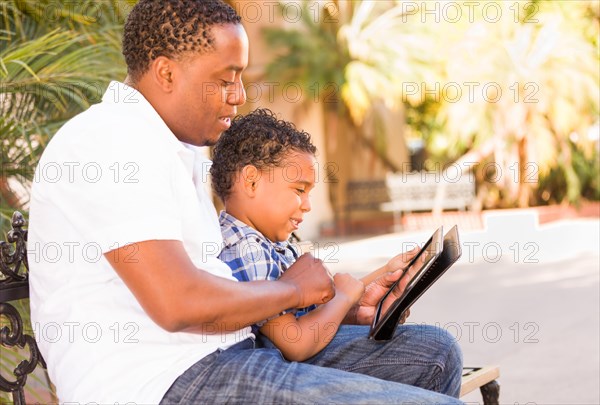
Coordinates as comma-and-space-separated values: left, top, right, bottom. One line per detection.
229, 1, 334, 240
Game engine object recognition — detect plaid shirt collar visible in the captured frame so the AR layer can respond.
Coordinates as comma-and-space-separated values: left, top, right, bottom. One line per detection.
219, 211, 291, 254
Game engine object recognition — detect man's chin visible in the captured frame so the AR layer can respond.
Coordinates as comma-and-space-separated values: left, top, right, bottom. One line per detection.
190, 135, 219, 147
202, 131, 223, 147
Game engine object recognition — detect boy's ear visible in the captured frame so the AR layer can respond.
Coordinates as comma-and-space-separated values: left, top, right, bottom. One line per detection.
240, 165, 260, 196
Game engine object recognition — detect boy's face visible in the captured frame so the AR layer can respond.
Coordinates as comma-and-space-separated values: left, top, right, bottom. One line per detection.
249, 152, 316, 242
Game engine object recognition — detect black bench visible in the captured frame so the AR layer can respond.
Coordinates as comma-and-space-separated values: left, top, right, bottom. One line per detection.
0, 211, 499, 403
0, 212, 48, 404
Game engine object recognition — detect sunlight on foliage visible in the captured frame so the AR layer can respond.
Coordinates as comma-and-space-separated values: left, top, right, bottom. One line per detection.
265, 0, 599, 207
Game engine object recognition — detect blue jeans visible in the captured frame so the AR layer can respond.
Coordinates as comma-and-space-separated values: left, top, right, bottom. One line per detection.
160, 324, 464, 404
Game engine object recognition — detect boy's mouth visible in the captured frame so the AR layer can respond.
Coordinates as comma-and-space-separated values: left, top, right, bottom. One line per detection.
290, 218, 302, 229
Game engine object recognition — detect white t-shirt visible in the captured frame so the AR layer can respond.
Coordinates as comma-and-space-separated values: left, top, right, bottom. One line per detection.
28, 81, 252, 404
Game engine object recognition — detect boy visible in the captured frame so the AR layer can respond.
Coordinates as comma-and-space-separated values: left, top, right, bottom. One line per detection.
211, 108, 365, 361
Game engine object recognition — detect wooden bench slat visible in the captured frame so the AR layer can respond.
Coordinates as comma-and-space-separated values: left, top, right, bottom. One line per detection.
460, 365, 500, 397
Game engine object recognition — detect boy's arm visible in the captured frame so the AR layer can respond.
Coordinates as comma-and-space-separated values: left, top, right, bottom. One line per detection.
260, 273, 363, 362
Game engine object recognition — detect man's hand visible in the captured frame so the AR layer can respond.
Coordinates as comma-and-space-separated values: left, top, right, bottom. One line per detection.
383, 248, 419, 276
346, 268, 413, 326
343, 247, 420, 325
359, 248, 419, 286
278, 253, 335, 308
345, 269, 399, 325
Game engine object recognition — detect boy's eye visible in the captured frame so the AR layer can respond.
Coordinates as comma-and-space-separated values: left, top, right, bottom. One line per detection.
296, 188, 306, 194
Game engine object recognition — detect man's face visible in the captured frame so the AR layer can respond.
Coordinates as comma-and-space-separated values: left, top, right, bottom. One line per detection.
249, 152, 317, 242
168, 23, 249, 146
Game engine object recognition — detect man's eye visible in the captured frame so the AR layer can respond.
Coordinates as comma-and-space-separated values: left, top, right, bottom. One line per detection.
296, 188, 305, 194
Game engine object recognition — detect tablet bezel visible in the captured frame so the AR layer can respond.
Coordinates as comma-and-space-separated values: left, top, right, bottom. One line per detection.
368, 226, 444, 340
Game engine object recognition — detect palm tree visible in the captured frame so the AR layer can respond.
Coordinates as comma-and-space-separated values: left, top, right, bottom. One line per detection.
433, 0, 599, 207
1, 0, 132, 232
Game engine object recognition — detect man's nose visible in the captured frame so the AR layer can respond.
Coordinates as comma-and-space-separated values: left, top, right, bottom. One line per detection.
226, 82, 246, 106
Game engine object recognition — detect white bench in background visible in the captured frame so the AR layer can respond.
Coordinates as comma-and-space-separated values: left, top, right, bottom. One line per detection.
381, 171, 476, 230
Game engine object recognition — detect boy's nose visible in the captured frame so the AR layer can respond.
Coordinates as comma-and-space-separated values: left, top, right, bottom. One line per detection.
300, 197, 312, 213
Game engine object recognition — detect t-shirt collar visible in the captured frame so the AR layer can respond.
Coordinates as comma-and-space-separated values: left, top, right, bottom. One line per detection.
102, 81, 195, 176
102, 81, 187, 155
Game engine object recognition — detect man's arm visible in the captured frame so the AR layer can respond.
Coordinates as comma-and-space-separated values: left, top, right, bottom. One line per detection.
104, 240, 334, 333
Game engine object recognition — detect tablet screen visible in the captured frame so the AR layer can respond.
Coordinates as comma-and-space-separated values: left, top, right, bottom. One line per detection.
370, 227, 444, 337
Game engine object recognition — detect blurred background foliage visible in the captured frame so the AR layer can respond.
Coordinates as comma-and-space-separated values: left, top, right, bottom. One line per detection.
1, 0, 133, 233
264, 0, 600, 209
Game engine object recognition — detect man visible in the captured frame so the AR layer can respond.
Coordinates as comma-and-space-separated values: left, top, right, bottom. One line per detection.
29, 1, 463, 403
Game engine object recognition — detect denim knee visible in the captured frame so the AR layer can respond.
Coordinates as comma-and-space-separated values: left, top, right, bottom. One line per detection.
422, 324, 463, 397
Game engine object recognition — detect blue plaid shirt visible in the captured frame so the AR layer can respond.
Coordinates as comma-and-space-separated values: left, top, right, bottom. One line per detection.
218, 211, 315, 327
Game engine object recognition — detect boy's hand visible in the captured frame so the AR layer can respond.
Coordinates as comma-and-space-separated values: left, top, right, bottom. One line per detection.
333, 273, 365, 305
279, 253, 335, 307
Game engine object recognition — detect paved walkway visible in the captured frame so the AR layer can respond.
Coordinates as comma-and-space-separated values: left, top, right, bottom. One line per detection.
317, 212, 600, 404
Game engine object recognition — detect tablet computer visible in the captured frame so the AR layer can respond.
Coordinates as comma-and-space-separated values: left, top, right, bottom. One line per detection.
368, 225, 461, 341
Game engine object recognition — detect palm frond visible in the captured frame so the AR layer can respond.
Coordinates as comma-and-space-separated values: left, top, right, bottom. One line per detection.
1, 0, 128, 229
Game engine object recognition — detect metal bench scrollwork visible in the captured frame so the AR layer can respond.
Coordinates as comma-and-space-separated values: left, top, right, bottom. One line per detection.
0, 211, 47, 405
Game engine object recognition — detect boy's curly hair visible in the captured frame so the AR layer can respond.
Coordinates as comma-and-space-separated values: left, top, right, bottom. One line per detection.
122, 0, 241, 83
211, 108, 317, 202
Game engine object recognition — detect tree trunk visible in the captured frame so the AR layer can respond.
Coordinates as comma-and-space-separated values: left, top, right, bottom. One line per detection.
0, 177, 22, 209
322, 103, 354, 232
517, 136, 531, 208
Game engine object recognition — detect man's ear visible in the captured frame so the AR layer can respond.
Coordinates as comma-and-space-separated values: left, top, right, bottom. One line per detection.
149, 56, 175, 92
240, 165, 261, 196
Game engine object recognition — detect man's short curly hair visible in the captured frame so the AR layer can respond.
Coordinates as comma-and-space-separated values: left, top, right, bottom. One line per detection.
211, 108, 317, 202
122, 0, 241, 83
